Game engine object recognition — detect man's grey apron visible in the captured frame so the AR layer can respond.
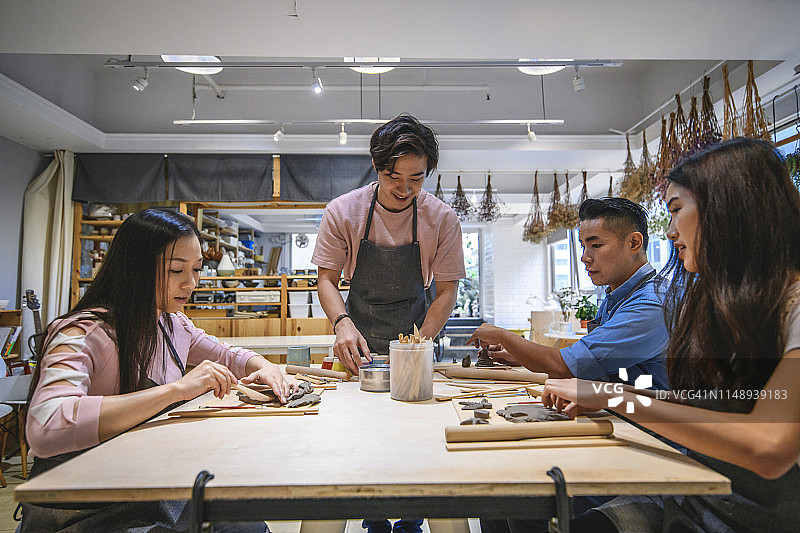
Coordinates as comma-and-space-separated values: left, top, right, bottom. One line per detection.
345, 186, 431, 355
586, 270, 656, 333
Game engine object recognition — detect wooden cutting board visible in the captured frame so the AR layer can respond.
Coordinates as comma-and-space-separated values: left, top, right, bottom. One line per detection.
446, 397, 620, 451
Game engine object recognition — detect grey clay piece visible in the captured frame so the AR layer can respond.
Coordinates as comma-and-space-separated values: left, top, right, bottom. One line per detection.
473, 409, 490, 419
496, 404, 571, 423
286, 392, 321, 408
287, 381, 315, 401
460, 417, 489, 425
459, 398, 493, 410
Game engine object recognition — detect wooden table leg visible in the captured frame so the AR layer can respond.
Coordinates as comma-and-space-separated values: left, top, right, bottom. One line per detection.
17, 406, 27, 479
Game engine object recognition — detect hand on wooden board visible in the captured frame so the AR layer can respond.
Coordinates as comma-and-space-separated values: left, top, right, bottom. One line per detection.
173, 360, 237, 400
333, 317, 371, 374
240, 365, 297, 403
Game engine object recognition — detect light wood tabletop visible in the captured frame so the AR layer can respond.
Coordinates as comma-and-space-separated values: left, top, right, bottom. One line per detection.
219, 335, 336, 356
15, 380, 729, 520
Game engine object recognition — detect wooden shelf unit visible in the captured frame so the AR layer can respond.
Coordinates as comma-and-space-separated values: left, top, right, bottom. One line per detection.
0, 309, 22, 360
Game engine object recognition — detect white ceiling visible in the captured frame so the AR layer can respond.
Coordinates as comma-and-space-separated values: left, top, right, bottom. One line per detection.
1, 0, 799, 232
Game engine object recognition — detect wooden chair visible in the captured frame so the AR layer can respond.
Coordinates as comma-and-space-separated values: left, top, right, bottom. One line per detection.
0, 374, 33, 486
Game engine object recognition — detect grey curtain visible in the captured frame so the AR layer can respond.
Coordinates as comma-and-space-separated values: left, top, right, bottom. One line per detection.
73, 154, 165, 202
281, 154, 374, 202
168, 154, 273, 201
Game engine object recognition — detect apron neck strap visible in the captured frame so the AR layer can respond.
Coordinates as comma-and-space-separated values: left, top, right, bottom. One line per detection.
364, 185, 418, 243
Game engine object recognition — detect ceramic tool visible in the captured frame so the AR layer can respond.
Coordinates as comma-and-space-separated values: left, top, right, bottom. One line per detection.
234, 383, 274, 402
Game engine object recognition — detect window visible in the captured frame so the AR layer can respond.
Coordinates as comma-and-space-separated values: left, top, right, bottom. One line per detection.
290, 233, 317, 271
454, 231, 480, 317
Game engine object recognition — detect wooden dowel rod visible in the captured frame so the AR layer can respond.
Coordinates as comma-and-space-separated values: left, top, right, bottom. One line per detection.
445, 419, 614, 443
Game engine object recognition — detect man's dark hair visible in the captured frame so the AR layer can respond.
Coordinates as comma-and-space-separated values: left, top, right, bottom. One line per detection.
370, 114, 439, 176
579, 197, 649, 249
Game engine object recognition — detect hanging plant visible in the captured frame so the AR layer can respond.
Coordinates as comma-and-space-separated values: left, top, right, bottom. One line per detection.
476, 173, 505, 222
788, 151, 800, 188
617, 133, 638, 200
699, 75, 722, 149
434, 174, 446, 202
722, 63, 739, 140
608, 174, 615, 197
561, 172, 580, 228
547, 172, 579, 230
633, 129, 656, 205
742, 60, 771, 142
665, 111, 682, 174
449, 175, 474, 222
579, 170, 590, 205
522, 171, 551, 244
674, 94, 689, 158
652, 115, 669, 198
684, 95, 702, 157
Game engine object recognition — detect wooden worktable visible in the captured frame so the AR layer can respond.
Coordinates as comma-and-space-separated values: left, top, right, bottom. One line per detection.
15, 381, 729, 520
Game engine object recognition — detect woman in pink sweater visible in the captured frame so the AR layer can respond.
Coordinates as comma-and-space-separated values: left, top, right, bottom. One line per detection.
22, 208, 293, 532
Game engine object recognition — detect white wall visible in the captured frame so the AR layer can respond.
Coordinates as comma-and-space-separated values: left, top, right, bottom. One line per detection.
481, 219, 548, 329
0, 136, 47, 308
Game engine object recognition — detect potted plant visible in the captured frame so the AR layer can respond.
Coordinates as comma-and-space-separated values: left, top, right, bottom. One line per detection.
552, 288, 578, 333
574, 295, 599, 329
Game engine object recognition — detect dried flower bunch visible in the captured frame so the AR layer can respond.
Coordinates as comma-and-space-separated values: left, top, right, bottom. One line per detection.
476, 174, 505, 222
699, 76, 723, 150
608, 174, 615, 197
742, 60, 771, 142
579, 170, 590, 206
522, 171, 551, 244
619, 132, 654, 205
449, 175, 474, 222
722, 64, 740, 140
434, 174, 446, 202
547, 172, 579, 231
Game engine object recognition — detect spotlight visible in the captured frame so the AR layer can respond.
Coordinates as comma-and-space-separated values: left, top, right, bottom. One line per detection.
311, 67, 323, 94
132, 68, 149, 92
526, 123, 537, 142
338, 123, 347, 145
273, 126, 284, 142
572, 66, 585, 92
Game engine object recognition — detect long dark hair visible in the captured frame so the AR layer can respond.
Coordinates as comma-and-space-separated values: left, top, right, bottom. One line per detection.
661, 138, 800, 391
31, 208, 201, 397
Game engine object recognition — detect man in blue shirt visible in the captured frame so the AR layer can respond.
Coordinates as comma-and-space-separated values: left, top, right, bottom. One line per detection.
472, 197, 669, 533
468, 197, 668, 390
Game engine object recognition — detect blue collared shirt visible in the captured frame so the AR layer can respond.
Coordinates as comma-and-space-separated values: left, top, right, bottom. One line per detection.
560, 263, 669, 389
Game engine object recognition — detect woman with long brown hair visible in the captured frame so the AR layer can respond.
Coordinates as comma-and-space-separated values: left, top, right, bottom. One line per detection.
543, 138, 800, 532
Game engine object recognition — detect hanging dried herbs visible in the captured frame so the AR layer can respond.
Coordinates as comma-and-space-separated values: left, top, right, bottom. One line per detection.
547, 172, 579, 230
476, 174, 504, 222
652, 115, 669, 198
684, 96, 702, 156
699, 76, 722, 149
665, 111, 682, 174
522, 171, 550, 244
742, 60, 771, 142
434, 174, 446, 202
579, 170, 589, 205
618, 132, 646, 203
620, 130, 654, 205
449, 175, 474, 222
608, 174, 614, 197
722, 64, 739, 140
561, 172, 580, 228
674, 94, 689, 157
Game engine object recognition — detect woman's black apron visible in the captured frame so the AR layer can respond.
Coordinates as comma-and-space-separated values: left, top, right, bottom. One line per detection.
345, 186, 431, 355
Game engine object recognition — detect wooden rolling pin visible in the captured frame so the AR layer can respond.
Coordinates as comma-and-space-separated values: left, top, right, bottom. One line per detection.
442, 366, 548, 384
286, 365, 350, 381
445, 419, 613, 443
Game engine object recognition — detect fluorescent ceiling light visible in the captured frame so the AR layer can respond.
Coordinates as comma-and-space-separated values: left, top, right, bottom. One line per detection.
161, 55, 223, 75
517, 59, 569, 76
344, 57, 399, 74
173, 118, 564, 126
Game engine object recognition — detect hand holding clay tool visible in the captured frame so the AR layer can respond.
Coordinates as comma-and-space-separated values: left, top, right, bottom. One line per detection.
234, 382, 275, 403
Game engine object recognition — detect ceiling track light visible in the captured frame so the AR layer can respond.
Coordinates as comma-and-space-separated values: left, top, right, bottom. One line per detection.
572, 66, 586, 92
311, 67, 323, 94
338, 123, 347, 145
132, 67, 149, 92
273, 125, 285, 142
526, 123, 537, 142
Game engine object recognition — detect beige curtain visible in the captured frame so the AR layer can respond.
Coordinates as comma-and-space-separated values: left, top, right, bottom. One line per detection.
20, 150, 74, 359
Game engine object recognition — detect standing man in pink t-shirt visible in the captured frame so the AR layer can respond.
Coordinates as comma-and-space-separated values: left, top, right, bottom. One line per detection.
312, 114, 465, 377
